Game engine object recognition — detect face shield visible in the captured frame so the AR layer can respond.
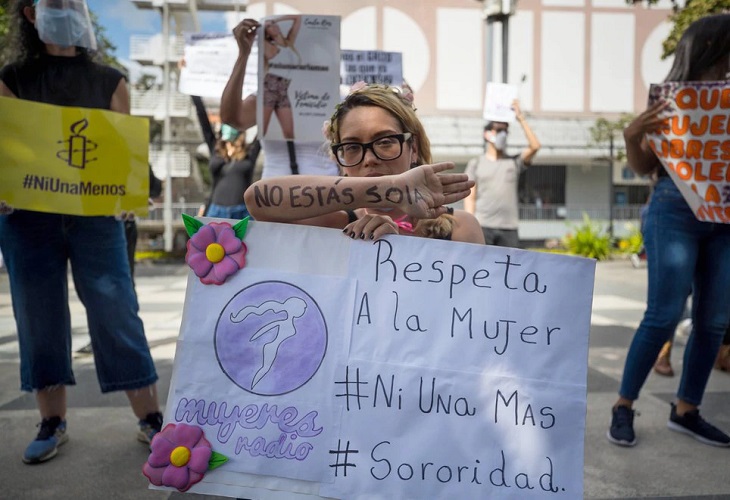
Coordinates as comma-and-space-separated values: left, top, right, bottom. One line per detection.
34, 0, 97, 51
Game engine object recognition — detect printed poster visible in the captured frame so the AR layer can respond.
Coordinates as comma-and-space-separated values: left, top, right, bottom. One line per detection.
178, 32, 257, 100
483, 82, 518, 123
0, 96, 149, 216
157, 220, 595, 499
256, 15, 340, 143
647, 81, 730, 223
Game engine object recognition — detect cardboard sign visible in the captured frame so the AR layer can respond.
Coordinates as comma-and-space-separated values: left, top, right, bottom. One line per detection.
0, 97, 149, 216
178, 32, 257, 100
483, 82, 517, 123
256, 15, 340, 143
647, 81, 730, 223
158, 221, 595, 499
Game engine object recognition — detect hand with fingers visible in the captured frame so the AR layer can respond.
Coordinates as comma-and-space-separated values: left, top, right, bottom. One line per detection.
343, 213, 399, 241
0, 201, 14, 215
233, 18, 260, 53
394, 163, 475, 219
624, 100, 671, 144
116, 211, 136, 222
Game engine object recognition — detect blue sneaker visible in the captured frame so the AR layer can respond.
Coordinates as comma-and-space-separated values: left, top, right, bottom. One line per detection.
23, 417, 68, 464
667, 403, 730, 447
137, 411, 164, 444
607, 405, 637, 447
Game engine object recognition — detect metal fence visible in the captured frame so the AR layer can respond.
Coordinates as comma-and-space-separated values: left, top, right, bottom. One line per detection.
139, 203, 643, 223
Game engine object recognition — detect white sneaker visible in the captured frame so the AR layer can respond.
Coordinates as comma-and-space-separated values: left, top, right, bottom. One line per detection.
630, 254, 641, 268
676, 318, 692, 338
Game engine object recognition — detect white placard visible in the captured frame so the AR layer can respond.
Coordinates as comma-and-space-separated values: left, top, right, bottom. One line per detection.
483, 82, 518, 122
158, 221, 595, 499
340, 50, 403, 86
178, 32, 257, 100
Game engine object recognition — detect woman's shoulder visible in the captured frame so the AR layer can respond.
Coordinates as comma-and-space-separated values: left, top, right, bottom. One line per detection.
451, 209, 485, 244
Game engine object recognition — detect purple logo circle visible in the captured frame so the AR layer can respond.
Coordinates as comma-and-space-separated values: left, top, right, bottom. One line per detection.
215, 281, 328, 396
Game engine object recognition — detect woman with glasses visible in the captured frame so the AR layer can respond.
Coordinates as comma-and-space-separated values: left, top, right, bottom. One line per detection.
244, 83, 484, 243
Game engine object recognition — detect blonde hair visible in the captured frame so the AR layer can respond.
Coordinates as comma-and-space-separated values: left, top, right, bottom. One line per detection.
326, 84, 455, 239
325, 84, 431, 166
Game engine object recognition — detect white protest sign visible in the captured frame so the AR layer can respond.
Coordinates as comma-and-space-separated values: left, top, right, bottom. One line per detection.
646, 81, 730, 223
257, 15, 340, 142
155, 220, 595, 499
483, 82, 518, 122
340, 50, 403, 86
178, 33, 257, 100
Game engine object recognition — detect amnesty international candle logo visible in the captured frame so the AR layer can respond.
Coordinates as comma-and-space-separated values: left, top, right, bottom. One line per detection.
56, 118, 98, 169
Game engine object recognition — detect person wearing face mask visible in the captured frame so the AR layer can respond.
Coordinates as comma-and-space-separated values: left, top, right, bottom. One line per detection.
463, 99, 541, 248
0, 0, 163, 464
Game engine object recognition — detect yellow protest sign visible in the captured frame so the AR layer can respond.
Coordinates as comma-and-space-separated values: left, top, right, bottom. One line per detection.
0, 96, 150, 216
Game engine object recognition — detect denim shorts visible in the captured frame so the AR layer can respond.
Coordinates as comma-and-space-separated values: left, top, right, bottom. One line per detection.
0, 211, 158, 393
206, 203, 251, 221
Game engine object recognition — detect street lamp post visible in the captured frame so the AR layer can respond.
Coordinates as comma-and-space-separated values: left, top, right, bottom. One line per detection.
475, 0, 517, 84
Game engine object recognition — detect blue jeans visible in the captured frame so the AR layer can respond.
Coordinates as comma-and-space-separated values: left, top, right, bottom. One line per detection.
206, 203, 250, 221
0, 211, 158, 393
619, 177, 730, 405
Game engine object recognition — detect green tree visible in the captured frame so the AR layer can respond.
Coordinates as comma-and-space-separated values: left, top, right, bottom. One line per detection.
589, 114, 634, 162
628, 0, 730, 58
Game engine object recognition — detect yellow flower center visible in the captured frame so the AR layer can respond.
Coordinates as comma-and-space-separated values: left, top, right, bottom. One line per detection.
170, 446, 191, 467
206, 242, 225, 263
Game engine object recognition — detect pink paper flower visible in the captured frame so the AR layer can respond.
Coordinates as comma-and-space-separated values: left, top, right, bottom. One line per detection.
185, 222, 247, 285
142, 423, 212, 492
349, 80, 367, 93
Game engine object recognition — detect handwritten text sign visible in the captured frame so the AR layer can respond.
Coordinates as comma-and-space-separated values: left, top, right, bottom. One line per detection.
483, 82, 518, 123
178, 32, 258, 100
648, 81, 730, 223
0, 97, 149, 216
163, 222, 595, 499
340, 50, 403, 86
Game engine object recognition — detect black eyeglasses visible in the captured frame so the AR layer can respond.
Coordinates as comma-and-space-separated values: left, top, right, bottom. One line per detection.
331, 133, 412, 167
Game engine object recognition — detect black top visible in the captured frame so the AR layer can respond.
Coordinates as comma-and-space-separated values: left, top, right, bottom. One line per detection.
0, 53, 124, 109
192, 96, 261, 208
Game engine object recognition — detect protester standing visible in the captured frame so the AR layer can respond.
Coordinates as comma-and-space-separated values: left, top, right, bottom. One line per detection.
607, 13, 730, 448
463, 99, 541, 248
0, 0, 163, 464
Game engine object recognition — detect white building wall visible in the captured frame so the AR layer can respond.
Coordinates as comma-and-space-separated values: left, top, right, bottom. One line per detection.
540, 12, 586, 112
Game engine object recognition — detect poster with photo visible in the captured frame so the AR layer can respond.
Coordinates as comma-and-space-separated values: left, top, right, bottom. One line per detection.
647, 81, 730, 223
256, 15, 340, 143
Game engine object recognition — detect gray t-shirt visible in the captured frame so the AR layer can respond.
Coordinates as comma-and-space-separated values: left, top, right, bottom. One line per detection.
465, 154, 526, 230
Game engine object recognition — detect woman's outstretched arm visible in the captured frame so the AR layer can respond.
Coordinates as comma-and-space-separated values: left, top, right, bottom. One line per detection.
244, 163, 475, 224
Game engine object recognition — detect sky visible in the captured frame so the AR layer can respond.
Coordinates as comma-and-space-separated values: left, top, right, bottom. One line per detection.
86, 0, 232, 79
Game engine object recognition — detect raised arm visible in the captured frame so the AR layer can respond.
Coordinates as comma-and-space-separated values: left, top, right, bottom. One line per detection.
244, 163, 475, 224
623, 100, 669, 176
220, 18, 259, 131
281, 16, 302, 46
513, 100, 540, 164
191, 95, 216, 154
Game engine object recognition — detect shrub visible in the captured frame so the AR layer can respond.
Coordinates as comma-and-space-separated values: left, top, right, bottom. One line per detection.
617, 223, 643, 254
562, 214, 611, 260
